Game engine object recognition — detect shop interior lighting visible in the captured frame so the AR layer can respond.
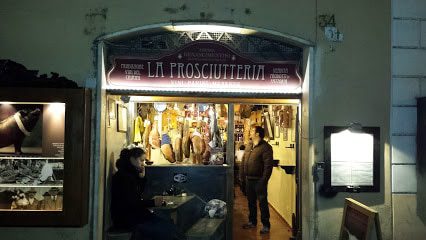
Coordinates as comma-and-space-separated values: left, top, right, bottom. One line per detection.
153, 102, 167, 112
47, 103, 65, 118
119, 86, 302, 95
165, 24, 257, 35
0, 101, 48, 104
173, 103, 179, 111
0, 103, 14, 112
0, 102, 14, 105
129, 96, 154, 102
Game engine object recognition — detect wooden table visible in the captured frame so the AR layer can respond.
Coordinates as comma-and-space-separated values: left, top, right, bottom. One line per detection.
151, 195, 195, 225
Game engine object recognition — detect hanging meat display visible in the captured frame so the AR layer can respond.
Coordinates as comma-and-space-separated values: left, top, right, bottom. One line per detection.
239, 104, 252, 118
220, 104, 227, 118
263, 111, 274, 140
173, 122, 183, 163
191, 129, 205, 164
142, 118, 152, 160
129, 102, 227, 165
133, 115, 143, 144
208, 105, 222, 149
182, 119, 191, 159
201, 120, 211, 164
201, 120, 210, 141
160, 132, 176, 163
149, 119, 161, 149
243, 119, 251, 145
162, 107, 179, 130
280, 105, 292, 128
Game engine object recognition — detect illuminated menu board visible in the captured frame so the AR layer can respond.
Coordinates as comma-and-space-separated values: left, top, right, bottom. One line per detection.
324, 126, 380, 193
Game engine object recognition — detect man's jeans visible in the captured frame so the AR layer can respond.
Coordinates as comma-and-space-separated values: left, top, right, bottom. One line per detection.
246, 178, 270, 228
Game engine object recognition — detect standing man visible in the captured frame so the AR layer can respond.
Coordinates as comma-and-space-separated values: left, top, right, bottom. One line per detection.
241, 125, 273, 234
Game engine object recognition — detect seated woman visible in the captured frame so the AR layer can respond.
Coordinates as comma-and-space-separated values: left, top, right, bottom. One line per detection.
111, 147, 183, 240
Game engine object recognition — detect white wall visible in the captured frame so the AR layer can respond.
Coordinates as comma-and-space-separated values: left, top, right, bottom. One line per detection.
268, 105, 297, 227
0, 0, 393, 239
314, 1, 392, 239
391, 0, 426, 238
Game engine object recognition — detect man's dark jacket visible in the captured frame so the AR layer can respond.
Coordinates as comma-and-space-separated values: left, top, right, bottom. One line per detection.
111, 159, 155, 229
241, 139, 273, 182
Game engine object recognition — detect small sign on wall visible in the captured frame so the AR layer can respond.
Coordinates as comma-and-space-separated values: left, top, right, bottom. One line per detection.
173, 173, 187, 183
42, 103, 65, 157
117, 104, 127, 132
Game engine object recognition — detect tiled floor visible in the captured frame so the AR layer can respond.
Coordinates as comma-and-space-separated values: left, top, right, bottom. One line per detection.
233, 186, 293, 240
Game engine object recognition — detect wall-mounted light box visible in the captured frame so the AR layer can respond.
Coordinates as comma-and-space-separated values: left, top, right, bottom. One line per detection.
324, 125, 380, 193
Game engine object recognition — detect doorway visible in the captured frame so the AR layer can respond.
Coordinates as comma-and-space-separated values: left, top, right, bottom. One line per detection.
232, 103, 298, 240
102, 95, 300, 239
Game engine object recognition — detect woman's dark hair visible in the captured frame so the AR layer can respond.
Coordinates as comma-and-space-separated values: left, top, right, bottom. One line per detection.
116, 147, 145, 169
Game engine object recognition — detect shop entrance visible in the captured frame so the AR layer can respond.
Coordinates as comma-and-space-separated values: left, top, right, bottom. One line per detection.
103, 95, 300, 240
97, 21, 310, 240
232, 102, 298, 240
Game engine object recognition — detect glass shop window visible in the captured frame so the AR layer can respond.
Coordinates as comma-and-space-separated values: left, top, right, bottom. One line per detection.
0, 102, 65, 211
130, 102, 228, 166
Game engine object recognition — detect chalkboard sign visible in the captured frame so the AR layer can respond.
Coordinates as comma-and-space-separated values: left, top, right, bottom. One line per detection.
340, 198, 382, 240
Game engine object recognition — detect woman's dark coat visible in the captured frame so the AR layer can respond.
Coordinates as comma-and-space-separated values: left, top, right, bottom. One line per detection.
111, 158, 155, 229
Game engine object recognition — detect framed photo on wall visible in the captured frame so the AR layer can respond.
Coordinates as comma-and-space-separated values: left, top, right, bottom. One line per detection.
107, 99, 116, 128
117, 104, 127, 132
0, 87, 91, 227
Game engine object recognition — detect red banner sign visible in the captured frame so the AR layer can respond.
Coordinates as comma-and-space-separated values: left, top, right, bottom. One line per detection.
107, 41, 302, 93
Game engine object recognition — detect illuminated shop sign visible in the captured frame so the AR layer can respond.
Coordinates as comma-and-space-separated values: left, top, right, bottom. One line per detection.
107, 41, 302, 93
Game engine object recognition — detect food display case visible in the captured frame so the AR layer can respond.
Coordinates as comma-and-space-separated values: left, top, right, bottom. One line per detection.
0, 87, 91, 226
126, 100, 228, 166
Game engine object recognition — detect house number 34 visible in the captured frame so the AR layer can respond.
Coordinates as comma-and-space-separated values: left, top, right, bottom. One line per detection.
318, 14, 336, 28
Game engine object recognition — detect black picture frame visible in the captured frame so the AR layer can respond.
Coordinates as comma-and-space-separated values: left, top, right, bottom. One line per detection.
324, 126, 380, 193
117, 104, 127, 132
107, 98, 116, 128
0, 88, 91, 227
